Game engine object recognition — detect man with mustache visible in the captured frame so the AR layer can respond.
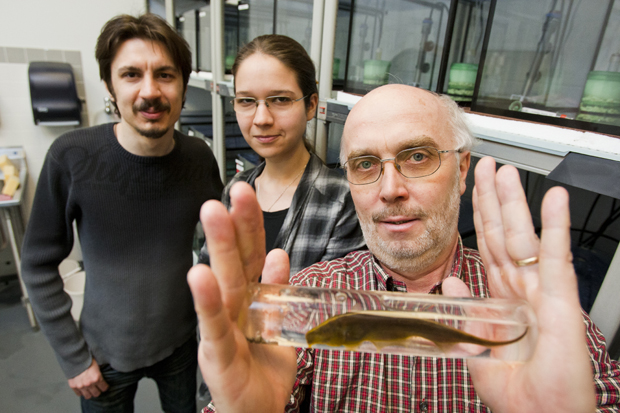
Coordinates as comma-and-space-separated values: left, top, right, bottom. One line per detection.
189, 84, 620, 412
21, 14, 223, 412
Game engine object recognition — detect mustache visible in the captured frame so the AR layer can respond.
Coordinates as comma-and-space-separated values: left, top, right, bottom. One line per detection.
372, 205, 428, 222
133, 98, 170, 113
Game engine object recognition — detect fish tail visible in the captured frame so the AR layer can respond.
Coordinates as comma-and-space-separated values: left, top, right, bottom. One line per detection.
484, 327, 529, 346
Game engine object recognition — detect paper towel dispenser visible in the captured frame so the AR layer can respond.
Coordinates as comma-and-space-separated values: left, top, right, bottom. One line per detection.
28, 61, 82, 126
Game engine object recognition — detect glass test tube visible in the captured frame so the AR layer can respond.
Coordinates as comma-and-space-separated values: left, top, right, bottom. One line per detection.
239, 283, 537, 362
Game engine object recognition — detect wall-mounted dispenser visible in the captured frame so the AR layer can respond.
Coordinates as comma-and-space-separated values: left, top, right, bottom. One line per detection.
28, 61, 81, 126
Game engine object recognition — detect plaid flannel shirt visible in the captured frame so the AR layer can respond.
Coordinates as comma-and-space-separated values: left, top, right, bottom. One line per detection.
284, 241, 620, 412
200, 153, 365, 275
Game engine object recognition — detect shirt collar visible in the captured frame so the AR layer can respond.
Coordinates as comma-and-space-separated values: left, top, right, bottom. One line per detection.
370, 236, 466, 294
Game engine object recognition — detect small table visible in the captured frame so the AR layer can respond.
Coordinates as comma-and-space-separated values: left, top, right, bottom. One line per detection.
0, 147, 36, 328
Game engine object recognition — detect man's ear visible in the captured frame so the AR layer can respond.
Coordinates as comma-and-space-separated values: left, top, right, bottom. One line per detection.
103, 81, 120, 116
104, 81, 115, 101
459, 151, 471, 196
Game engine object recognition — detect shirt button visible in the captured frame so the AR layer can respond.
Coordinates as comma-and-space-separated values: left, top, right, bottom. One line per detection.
420, 401, 428, 411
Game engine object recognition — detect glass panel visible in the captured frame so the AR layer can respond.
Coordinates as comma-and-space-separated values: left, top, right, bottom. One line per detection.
198, 6, 211, 72
222, 0, 316, 73
594, 2, 620, 72
344, 0, 452, 95
584, 1, 620, 130
442, 0, 493, 105
275, 0, 314, 54
178, 9, 198, 71
148, 0, 166, 19
221, 0, 274, 73
326, 122, 345, 167
473, 0, 620, 135
224, 5, 241, 72
333, 1, 353, 89
197, 4, 250, 73
239, 0, 275, 44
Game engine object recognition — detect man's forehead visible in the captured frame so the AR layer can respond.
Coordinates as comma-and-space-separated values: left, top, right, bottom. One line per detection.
112, 38, 177, 69
353, 84, 442, 115
343, 132, 441, 158
343, 114, 448, 154
341, 85, 453, 156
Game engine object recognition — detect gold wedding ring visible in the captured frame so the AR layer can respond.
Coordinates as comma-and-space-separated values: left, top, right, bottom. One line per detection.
514, 256, 539, 267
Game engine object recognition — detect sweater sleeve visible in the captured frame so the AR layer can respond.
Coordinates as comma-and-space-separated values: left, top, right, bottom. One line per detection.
20, 150, 92, 379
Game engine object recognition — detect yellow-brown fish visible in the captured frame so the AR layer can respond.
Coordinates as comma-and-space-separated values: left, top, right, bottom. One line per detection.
306, 311, 528, 352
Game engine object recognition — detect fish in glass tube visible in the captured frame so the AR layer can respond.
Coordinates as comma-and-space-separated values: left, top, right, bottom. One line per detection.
306, 310, 528, 354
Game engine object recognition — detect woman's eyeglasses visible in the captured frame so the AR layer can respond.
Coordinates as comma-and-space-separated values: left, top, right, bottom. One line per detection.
231, 95, 308, 116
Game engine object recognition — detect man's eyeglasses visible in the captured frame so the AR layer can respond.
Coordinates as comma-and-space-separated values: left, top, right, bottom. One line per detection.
231, 95, 308, 116
342, 146, 462, 185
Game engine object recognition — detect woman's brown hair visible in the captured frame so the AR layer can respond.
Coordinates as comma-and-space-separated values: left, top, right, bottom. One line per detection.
232, 34, 318, 109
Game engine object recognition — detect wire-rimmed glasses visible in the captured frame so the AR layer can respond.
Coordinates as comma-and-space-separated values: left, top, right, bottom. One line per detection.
342, 146, 462, 185
231, 95, 308, 116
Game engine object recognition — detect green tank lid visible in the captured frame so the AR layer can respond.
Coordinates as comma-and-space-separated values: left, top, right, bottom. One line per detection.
586, 71, 620, 81
450, 63, 478, 72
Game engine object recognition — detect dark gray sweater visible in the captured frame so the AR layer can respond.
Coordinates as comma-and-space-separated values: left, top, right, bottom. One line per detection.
21, 123, 223, 378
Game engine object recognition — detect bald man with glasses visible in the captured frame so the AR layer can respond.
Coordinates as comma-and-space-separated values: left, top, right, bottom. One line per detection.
189, 84, 620, 413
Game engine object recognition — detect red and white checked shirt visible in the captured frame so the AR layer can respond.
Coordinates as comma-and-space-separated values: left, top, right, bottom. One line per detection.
284, 241, 620, 413
203, 240, 620, 412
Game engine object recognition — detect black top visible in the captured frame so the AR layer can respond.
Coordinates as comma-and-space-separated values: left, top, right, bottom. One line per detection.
263, 208, 289, 253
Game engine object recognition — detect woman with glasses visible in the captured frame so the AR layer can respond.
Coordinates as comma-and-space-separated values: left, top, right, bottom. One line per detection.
200, 34, 364, 276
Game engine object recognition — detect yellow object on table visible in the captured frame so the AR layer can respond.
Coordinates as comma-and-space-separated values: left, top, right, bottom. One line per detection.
0, 154, 21, 197
2, 175, 20, 196
0, 154, 14, 168
2, 164, 18, 178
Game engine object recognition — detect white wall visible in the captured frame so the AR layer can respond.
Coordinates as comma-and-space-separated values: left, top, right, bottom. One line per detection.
0, 0, 147, 221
